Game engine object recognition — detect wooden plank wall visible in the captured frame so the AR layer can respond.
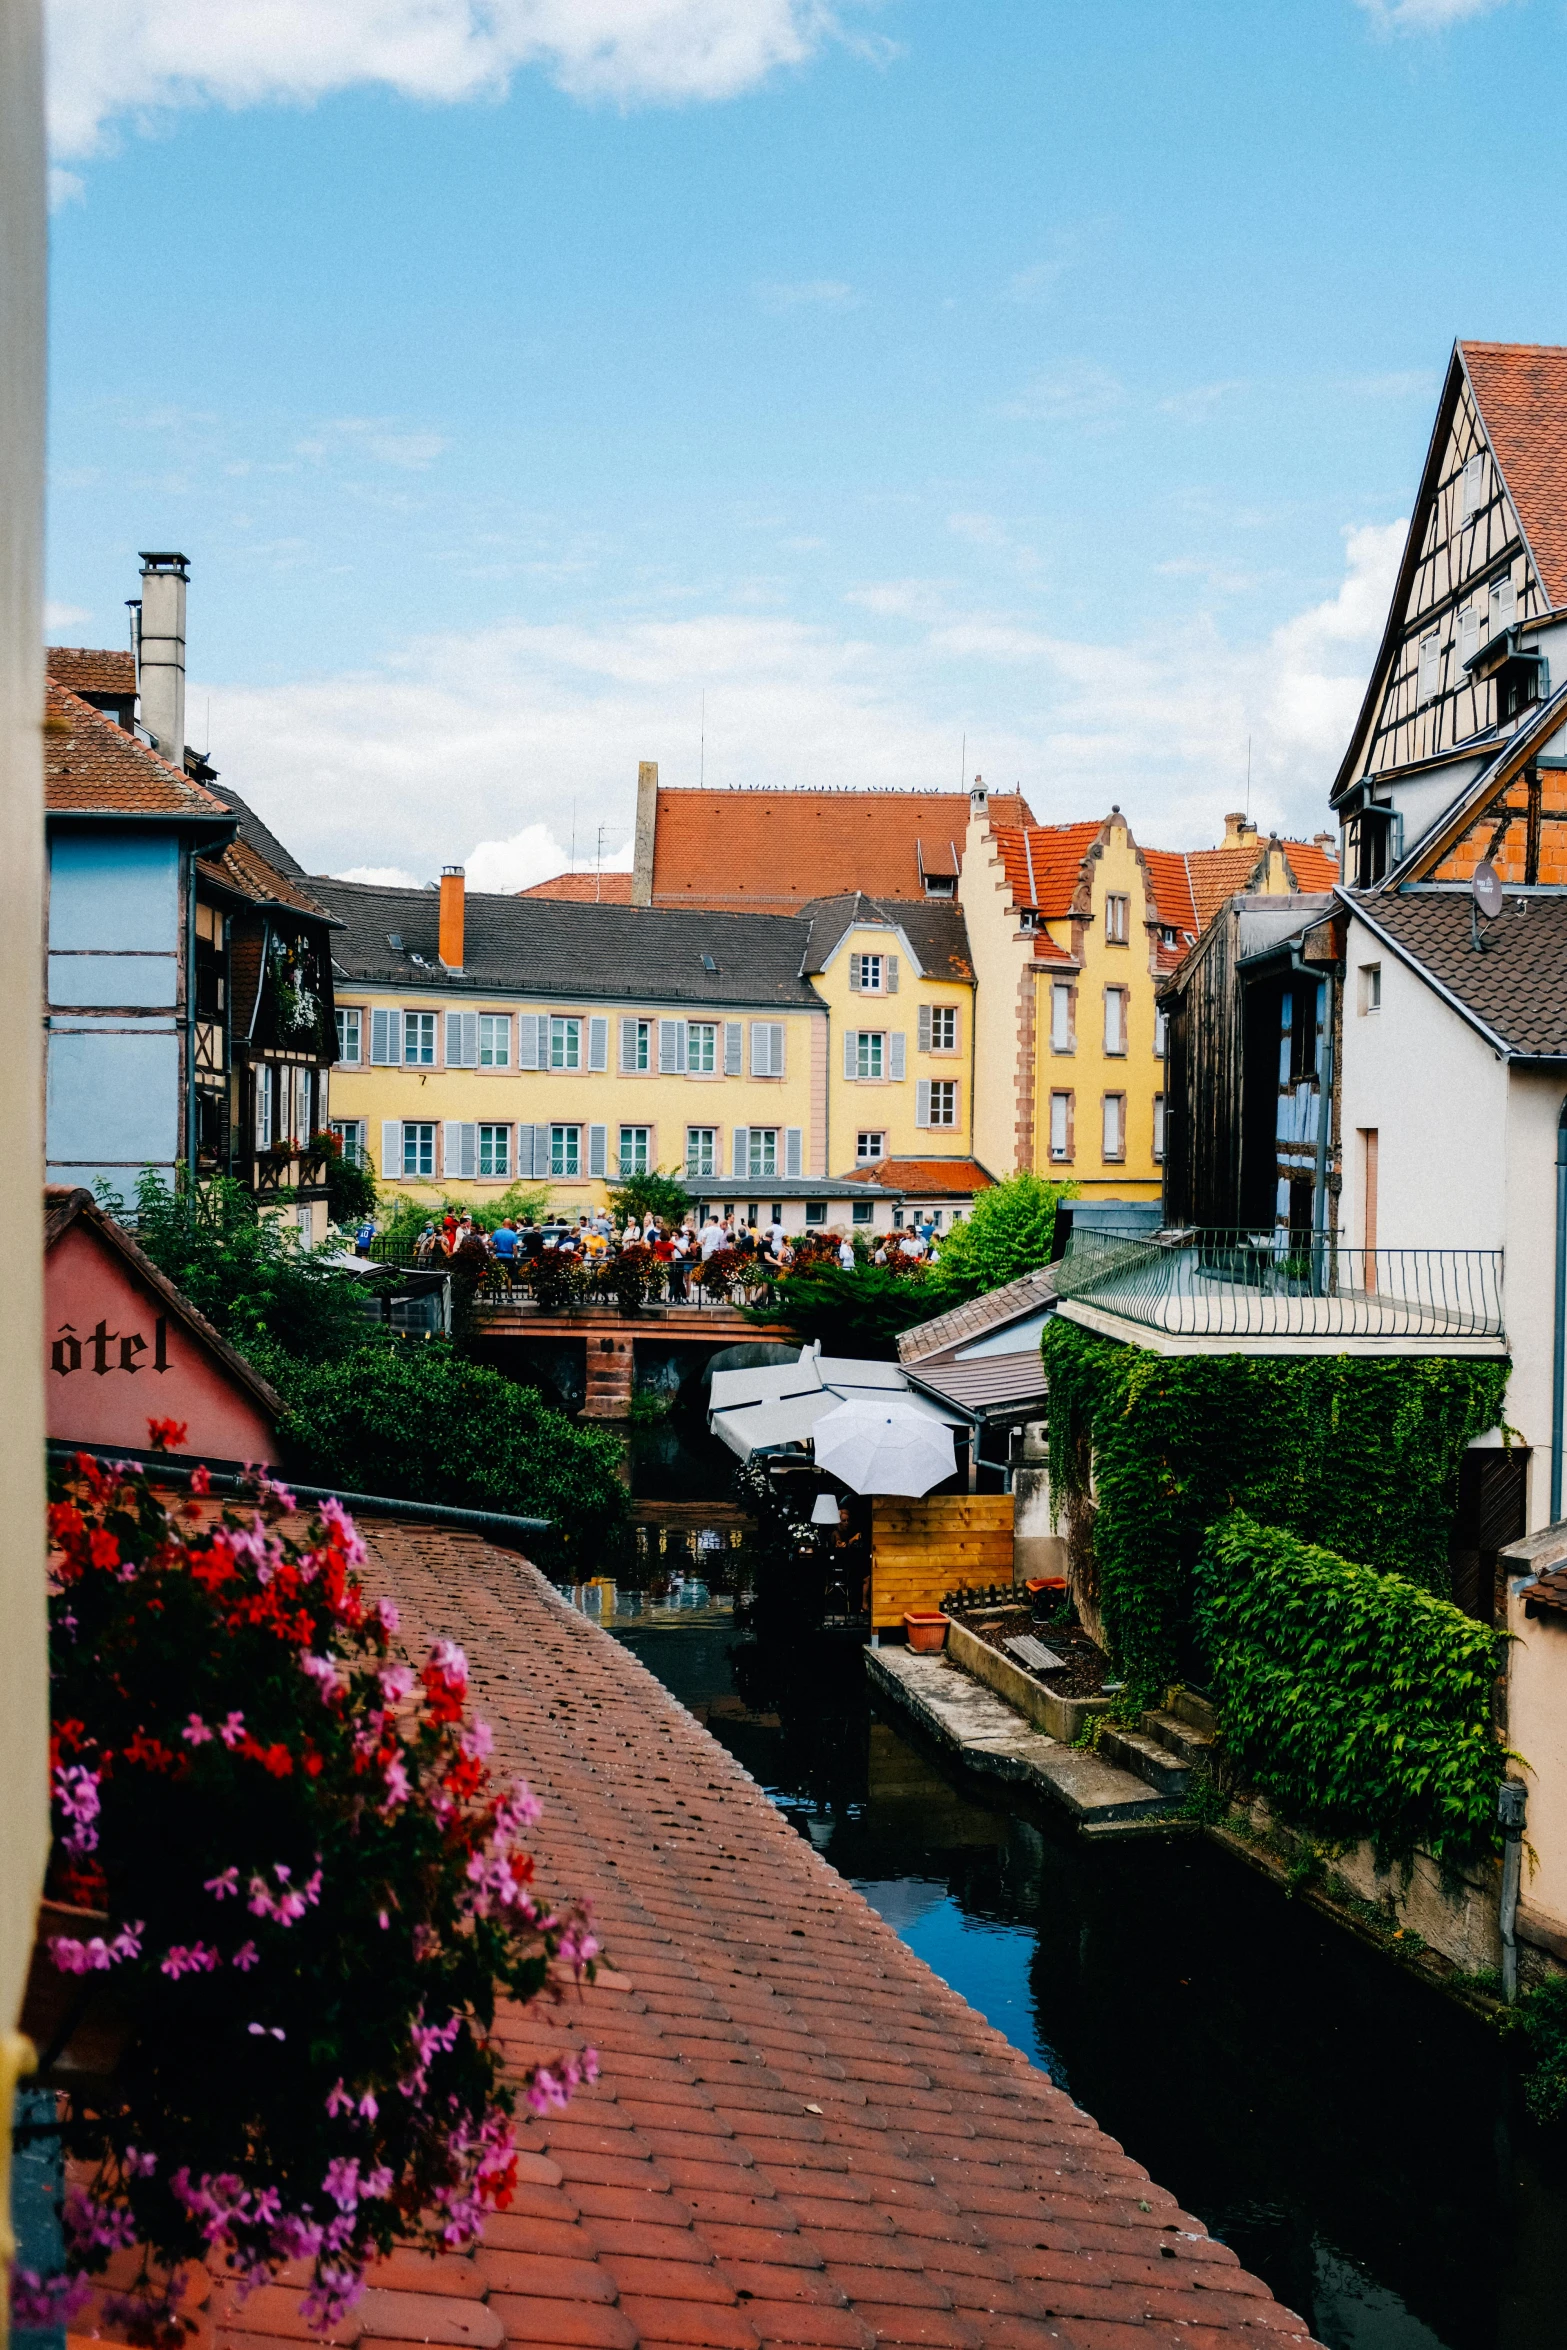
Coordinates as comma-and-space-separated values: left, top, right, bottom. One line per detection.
871, 1496, 1014, 1632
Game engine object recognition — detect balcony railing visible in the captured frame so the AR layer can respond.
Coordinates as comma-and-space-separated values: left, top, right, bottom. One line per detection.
1052, 1226, 1505, 1346
253, 1147, 330, 1194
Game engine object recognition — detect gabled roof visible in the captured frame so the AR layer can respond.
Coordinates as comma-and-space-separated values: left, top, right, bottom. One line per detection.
797, 892, 974, 983
45, 679, 233, 825
897, 1264, 1059, 1364
47, 646, 135, 698
1463, 342, 1567, 608
194, 778, 337, 926
1377, 676, 1567, 891
988, 819, 1334, 958
843, 1156, 994, 1196
990, 820, 1104, 917
518, 871, 634, 904
1346, 886, 1567, 1059
648, 786, 1035, 910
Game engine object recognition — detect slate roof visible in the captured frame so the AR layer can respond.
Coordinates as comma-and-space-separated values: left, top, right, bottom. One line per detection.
898, 1265, 1060, 1364
201, 775, 311, 880
46, 645, 136, 698
904, 1352, 1051, 1422
313, 878, 826, 1010
195, 779, 337, 925
1463, 341, 1567, 608
798, 894, 974, 984
648, 788, 1035, 911
1350, 886, 1567, 1058
520, 872, 635, 904
45, 679, 233, 823
845, 1157, 994, 1198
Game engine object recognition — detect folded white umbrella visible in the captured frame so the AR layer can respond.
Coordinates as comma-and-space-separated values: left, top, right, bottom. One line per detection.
812, 1396, 956, 1498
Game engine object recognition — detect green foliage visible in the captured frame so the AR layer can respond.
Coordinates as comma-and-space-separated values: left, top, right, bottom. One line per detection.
1044, 1320, 1510, 1708
119, 1170, 368, 1366
746, 1261, 959, 1359
1515, 1976, 1567, 2124
932, 1170, 1076, 1293
375, 1184, 548, 1247
261, 1337, 631, 1578
310, 1129, 378, 1227
608, 1167, 691, 1229
1196, 1512, 1508, 1870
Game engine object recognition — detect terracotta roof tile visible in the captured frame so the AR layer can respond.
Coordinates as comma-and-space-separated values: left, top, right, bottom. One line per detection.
45, 680, 231, 820
841, 1158, 994, 1195
47, 645, 136, 697
197, 833, 335, 922
989, 823, 1103, 919
1281, 840, 1341, 894
1136, 849, 1199, 938
650, 792, 1035, 911
1461, 341, 1567, 608
520, 873, 636, 904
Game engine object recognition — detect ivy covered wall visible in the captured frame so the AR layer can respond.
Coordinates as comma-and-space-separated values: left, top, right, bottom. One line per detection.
1044, 1321, 1510, 1706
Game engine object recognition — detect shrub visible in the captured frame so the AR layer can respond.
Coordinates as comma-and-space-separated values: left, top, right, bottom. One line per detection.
607, 1169, 691, 1231
27, 1442, 596, 2340
747, 1260, 956, 1358
117, 1172, 368, 1367
1195, 1511, 1508, 1871
931, 1171, 1075, 1294
309, 1132, 377, 1230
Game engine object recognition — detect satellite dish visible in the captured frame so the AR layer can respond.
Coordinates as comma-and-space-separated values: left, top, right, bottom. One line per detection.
1473, 860, 1504, 919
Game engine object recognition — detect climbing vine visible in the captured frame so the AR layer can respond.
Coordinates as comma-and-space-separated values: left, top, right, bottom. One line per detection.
1044, 1322, 1509, 1706
1195, 1512, 1508, 1872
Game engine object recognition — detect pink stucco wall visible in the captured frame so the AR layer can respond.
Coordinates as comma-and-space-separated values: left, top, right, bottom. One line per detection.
46, 1223, 279, 1463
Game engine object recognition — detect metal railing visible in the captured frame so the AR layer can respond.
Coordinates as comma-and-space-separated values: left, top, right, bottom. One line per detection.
1053, 1225, 1505, 1344
359, 1237, 775, 1311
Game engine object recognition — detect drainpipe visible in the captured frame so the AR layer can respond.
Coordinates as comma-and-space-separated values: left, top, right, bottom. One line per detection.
1552, 1102, 1567, 1522
1500, 1780, 1527, 2003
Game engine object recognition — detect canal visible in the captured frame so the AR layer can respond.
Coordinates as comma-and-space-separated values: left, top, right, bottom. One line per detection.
599, 1612, 1567, 2350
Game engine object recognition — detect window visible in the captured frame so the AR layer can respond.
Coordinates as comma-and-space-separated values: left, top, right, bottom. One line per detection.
254, 1066, 273, 1150
1154, 1006, 1168, 1058
1458, 603, 1480, 670
618, 1125, 651, 1176
686, 1126, 717, 1178
478, 1124, 510, 1178
925, 1079, 957, 1129
1049, 1091, 1072, 1163
335, 1007, 362, 1065
330, 1118, 366, 1167
446, 1012, 479, 1068
854, 1031, 884, 1080
856, 1131, 885, 1163
750, 1022, 786, 1077
1153, 1094, 1166, 1162
549, 1016, 581, 1071
1104, 893, 1130, 945
1417, 631, 1440, 704
687, 1022, 717, 1074
1462, 452, 1485, 520
621, 1017, 652, 1073
402, 1122, 435, 1178
923, 874, 956, 898
920, 1004, 958, 1053
1359, 962, 1381, 1015
550, 1124, 581, 1177
1489, 572, 1517, 639
805, 1200, 827, 1226
852, 1201, 875, 1226
1050, 981, 1074, 1053
1102, 1093, 1126, 1162
1103, 987, 1128, 1055
742, 1129, 777, 1178
479, 1014, 511, 1067
403, 1011, 436, 1066
849, 952, 897, 993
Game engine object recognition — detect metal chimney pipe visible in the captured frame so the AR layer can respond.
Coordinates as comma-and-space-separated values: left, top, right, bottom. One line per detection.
137, 551, 188, 768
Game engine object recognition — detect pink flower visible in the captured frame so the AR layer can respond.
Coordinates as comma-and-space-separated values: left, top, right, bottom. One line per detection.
204, 1866, 239, 1899
231, 1941, 259, 1971
300, 1653, 342, 1702
378, 1664, 415, 1704
183, 1714, 215, 1746
373, 1593, 399, 1632
160, 1942, 220, 1979
380, 1753, 411, 1811
54, 1762, 101, 1858
219, 1710, 246, 1749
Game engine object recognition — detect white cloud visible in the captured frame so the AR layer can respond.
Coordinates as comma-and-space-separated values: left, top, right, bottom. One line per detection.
45, 602, 92, 629
754, 279, 858, 313
464, 823, 633, 893
998, 362, 1124, 426
338, 864, 422, 887
1354, 0, 1511, 24
1157, 380, 1247, 424
47, 0, 859, 161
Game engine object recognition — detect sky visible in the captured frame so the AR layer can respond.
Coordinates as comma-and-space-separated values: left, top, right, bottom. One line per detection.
41, 0, 1567, 889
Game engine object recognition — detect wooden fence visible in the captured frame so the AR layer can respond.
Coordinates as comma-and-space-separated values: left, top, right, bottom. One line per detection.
870, 1496, 1014, 1633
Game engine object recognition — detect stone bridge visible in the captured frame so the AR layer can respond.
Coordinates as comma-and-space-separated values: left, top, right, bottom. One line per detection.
471, 1298, 796, 1419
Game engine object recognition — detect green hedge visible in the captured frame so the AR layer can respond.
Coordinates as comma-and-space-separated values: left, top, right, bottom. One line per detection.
1044, 1322, 1509, 1705
1195, 1512, 1508, 1871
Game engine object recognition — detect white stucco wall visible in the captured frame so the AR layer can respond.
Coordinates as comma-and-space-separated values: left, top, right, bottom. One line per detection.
1503, 1069, 1565, 1520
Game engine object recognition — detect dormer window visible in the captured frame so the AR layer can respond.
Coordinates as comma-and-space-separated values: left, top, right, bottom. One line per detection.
1346, 804, 1399, 888
1017, 909, 1039, 930
923, 873, 956, 898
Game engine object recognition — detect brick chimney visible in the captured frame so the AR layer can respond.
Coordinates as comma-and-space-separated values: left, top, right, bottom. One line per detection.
137, 551, 188, 767
1222, 810, 1257, 847
1314, 830, 1339, 860
632, 760, 658, 908
439, 865, 465, 970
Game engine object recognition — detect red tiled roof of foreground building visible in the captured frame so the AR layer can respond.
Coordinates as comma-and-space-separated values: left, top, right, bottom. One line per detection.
172, 1516, 1313, 2350
520, 872, 636, 904
47, 645, 137, 697
1462, 341, 1567, 608
843, 1157, 995, 1195
45, 680, 232, 820
650, 790, 1036, 911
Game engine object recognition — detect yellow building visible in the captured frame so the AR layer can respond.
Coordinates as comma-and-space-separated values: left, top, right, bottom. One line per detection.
960, 786, 1339, 1198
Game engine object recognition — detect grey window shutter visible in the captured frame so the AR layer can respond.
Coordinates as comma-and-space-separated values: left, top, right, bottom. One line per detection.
785, 1127, 803, 1178
381, 1119, 402, 1176
749, 1022, 764, 1076
442, 1119, 460, 1175
886, 955, 899, 993
588, 1016, 609, 1073
843, 1030, 857, 1080
889, 1032, 906, 1081
659, 1018, 683, 1074
918, 1004, 932, 1052
732, 1127, 749, 1179
534, 1123, 552, 1177
773, 1024, 786, 1078
916, 1080, 931, 1128
514, 1124, 532, 1180
517, 1014, 541, 1071
589, 1124, 607, 1178
371, 1007, 395, 1065
619, 1017, 639, 1073
848, 958, 862, 993
724, 1021, 743, 1075
445, 1011, 476, 1067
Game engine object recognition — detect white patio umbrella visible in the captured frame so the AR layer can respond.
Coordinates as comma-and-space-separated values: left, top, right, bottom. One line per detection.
811, 1397, 956, 1498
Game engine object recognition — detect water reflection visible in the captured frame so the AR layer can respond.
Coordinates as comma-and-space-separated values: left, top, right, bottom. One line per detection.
615, 1622, 1567, 2350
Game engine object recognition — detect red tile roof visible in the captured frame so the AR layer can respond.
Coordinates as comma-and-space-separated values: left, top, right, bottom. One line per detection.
1280, 839, 1340, 893
1137, 848, 1200, 938
842, 1158, 995, 1195
990, 822, 1103, 919
45, 679, 230, 820
651, 791, 1035, 911
47, 645, 136, 697
1462, 341, 1567, 608
520, 872, 636, 904
169, 1517, 1311, 2350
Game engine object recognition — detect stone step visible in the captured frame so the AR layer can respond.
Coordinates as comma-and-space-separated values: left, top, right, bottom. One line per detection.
1142, 1708, 1217, 1766
1167, 1687, 1219, 1737
1098, 1723, 1193, 1801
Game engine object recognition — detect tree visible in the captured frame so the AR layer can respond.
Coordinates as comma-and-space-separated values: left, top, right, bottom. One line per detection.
932, 1171, 1076, 1294
310, 1129, 378, 1228
608, 1167, 692, 1229
121, 1171, 369, 1365
744, 1261, 957, 1359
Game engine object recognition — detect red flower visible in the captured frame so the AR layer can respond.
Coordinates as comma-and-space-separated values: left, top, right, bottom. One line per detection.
147, 1419, 189, 1454
88, 1530, 120, 1572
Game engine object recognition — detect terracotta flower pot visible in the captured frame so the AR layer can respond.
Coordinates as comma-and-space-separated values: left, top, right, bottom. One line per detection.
903, 1611, 949, 1654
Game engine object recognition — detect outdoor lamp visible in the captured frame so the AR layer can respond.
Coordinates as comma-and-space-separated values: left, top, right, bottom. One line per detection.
810, 1493, 842, 1527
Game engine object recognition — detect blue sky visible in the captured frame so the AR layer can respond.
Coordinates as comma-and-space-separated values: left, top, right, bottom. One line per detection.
42, 0, 1567, 885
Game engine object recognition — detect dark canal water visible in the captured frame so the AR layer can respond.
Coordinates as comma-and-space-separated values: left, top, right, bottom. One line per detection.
609, 1619, 1567, 2350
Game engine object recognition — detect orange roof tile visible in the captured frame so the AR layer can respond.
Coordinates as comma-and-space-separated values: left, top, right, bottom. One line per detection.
1462, 341, 1567, 608
843, 1156, 994, 1193
47, 645, 136, 697
196, 833, 333, 922
45, 680, 232, 820
650, 788, 1035, 910
1281, 838, 1341, 893
1139, 847, 1200, 938
518, 871, 634, 903
989, 820, 1103, 917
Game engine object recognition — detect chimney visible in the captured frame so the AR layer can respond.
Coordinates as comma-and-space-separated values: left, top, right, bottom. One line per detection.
970, 773, 988, 822
1314, 830, 1339, 860
632, 759, 658, 908
137, 552, 189, 767
1222, 810, 1256, 847
439, 865, 465, 970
